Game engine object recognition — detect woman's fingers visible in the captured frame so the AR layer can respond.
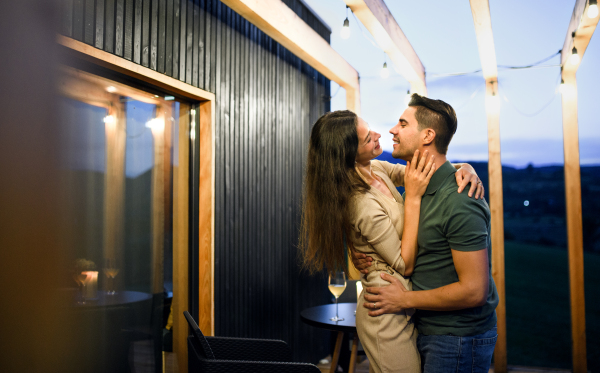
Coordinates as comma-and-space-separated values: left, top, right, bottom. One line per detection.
410, 149, 420, 171
422, 155, 434, 176
468, 178, 478, 198
416, 150, 429, 172
426, 163, 436, 181
475, 182, 485, 199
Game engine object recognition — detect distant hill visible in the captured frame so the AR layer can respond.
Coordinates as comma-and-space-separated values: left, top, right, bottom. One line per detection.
375, 151, 600, 253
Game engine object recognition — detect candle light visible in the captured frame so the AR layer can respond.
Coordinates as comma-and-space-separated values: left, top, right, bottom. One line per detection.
82, 271, 98, 300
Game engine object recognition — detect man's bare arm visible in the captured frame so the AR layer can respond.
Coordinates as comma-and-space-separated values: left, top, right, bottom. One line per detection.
363, 248, 489, 316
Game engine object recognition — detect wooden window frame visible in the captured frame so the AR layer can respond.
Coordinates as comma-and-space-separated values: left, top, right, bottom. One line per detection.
57, 35, 215, 373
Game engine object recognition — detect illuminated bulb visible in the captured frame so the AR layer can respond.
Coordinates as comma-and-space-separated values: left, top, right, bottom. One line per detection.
145, 118, 165, 131
588, 0, 599, 18
340, 18, 350, 39
103, 115, 115, 124
380, 62, 390, 79
559, 79, 566, 94
106, 86, 117, 93
165, 96, 175, 101
570, 47, 580, 65
404, 90, 412, 106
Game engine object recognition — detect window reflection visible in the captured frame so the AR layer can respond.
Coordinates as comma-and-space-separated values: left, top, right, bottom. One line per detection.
58, 67, 183, 372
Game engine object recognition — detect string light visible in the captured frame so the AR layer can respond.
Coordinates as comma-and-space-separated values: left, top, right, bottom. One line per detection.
589, 0, 599, 18
404, 90, 412, 106
380, 62, 389, 79
106, 86, 117, 93
340, 6, 351, 39
570, 46, 580, 65
103, 115, 115, 124
559, 79, 566, 94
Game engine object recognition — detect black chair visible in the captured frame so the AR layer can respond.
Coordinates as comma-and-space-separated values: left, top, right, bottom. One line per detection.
184, 311, 320, 372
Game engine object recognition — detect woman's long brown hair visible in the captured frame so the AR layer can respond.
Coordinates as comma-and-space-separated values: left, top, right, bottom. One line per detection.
299, 110, 370, 276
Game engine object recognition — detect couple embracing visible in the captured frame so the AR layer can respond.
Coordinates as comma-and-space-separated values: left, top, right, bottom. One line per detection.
300, 94, 498, 373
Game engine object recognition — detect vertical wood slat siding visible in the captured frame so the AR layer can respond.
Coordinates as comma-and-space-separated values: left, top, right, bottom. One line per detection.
84, 0, 94, 45
95, 0, 105, 49
124, 0, 134, 60
115, 0, 124, 56
134, 0, 142, 63
58, 0, 331, 363
105, 0, 115, 53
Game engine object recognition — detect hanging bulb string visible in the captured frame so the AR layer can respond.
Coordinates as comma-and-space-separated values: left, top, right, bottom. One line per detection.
453, 86, 484, 114
499, 72, 562, 118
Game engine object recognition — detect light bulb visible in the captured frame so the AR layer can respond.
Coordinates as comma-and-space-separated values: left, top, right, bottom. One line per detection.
380, 62, 389, 79
570, 47, 580, 65
340, 18, 350, 39
404, 90, 412, 106
103, 115, 115, 124
559, 79, 566, 94
106, 86, 117, 93
145, 118, 165, 131
588, 2, 599, 18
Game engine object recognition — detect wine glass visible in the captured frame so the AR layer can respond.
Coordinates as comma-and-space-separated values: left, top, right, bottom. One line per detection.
72, 272, 88, 304
103, 258, 120, 295
328, 271, 346, 322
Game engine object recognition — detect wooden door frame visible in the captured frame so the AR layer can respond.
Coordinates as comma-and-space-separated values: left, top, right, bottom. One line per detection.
57, 35, 215, 372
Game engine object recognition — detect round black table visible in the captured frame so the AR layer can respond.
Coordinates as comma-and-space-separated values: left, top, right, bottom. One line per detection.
301, 303, 360, 373
75, 290, 153, 307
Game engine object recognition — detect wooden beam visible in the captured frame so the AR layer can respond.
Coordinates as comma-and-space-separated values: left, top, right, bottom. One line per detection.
561, 70, 588, 373
469, 0, 498, 80
173, 103, 191, 373
150, 113, 166, 294
485, 79, 507, 373
103, 95, 126, 291
344, 0, 426, 95
560, 0, 599, 69
198, 100, 215, 335
57, 36, 215, 102
468, 2, 506, 372
219, 0, 360, 114
559, 2, 598, 371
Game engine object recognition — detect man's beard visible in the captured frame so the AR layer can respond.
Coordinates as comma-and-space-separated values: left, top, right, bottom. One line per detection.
392, 144, 415, 162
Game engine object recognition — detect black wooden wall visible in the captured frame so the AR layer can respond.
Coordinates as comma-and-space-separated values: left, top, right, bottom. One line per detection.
59, 0, 332, 363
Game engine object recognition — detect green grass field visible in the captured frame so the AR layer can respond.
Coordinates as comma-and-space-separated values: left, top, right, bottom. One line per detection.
504, 241, 600, 370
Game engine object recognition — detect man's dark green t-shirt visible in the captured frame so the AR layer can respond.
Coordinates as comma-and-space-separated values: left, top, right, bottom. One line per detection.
410, 161, 498, 336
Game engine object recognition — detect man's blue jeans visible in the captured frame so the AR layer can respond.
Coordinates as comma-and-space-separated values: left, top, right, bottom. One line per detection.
417, 326, 498, 373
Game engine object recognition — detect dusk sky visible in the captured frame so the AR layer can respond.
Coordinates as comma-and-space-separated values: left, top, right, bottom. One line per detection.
303, 0, 599, 167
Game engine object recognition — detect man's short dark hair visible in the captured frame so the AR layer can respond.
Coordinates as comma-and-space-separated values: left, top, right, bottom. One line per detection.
408, 93, 457, 155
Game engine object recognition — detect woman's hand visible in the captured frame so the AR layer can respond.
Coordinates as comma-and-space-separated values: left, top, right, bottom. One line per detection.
455, 164, 484, 199
404, 149, 435, 199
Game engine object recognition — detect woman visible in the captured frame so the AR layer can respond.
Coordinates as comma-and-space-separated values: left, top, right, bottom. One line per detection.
300, 110, 481, 373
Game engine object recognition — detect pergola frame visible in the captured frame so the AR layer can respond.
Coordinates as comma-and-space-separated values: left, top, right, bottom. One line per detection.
467, 2, 506, 372
220, 0, 361, 114
560, 1, 599, 372
343, 0, 427, 96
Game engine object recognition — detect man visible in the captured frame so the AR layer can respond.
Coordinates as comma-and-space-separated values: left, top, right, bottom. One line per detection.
352, 94, 499, 372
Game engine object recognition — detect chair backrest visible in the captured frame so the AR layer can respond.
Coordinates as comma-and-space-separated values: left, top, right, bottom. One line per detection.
183, 311, 215, 359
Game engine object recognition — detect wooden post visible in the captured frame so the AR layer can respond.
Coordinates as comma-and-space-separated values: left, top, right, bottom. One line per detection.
103, 99, 126, 285
173, 103, 190, 373
198, 100, 215, 336
561, 71, 587, 373
150, 109, 166, 294
485, 79, 507, 373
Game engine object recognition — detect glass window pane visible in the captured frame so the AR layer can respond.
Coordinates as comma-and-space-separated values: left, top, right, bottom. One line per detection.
58, 68, 185, 372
